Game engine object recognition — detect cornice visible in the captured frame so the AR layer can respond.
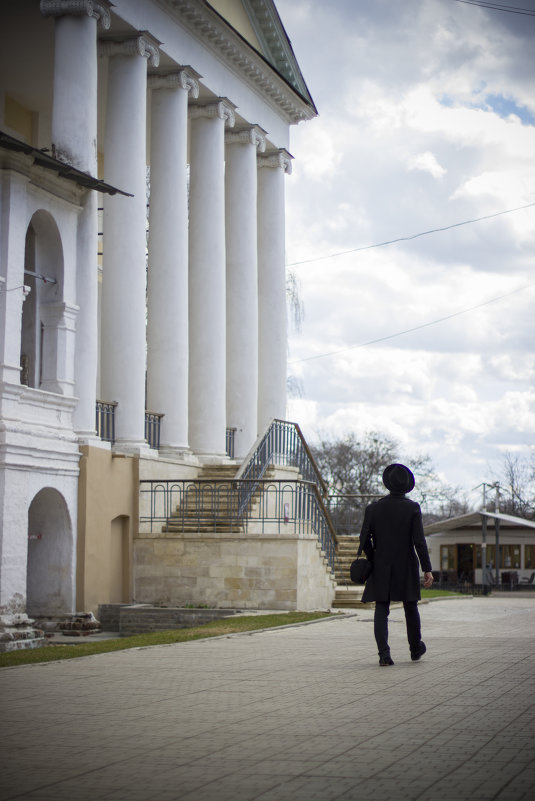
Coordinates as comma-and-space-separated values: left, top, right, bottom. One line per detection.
244, 0, 315, 107
154, 0, 316, 124
0, 151, 84, 207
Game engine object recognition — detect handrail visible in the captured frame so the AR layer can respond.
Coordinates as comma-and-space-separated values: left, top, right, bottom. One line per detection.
235, 419, 327, 515
234, 418, 337, 553
139, 477, 336, 569
138, 420, 339, 574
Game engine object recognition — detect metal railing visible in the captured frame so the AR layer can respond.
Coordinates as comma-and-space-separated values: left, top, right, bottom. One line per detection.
96, 400, 117, 443
235, 419, 327, 515
96, 403, 163, 449
327, 494, 383, 537
225, 427, 236, 459
139, 478, 336, 569
145, 411, 164, 450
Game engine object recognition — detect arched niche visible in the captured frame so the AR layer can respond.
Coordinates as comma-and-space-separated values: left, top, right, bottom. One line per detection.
20, 210, 73, 393
27, 487, 74, 617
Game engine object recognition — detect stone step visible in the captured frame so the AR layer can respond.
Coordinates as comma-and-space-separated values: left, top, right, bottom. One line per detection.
163, 524, 245, 534
198, 466, 239, 480
332, 584, 372, 609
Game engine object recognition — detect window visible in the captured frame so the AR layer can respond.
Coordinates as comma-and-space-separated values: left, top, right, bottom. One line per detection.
525, 545, 535, 569
440, 545, 456, 570
485, 545, 520, 569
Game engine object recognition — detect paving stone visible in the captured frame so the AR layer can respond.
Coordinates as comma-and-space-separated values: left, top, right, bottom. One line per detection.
1, 597, 535, 801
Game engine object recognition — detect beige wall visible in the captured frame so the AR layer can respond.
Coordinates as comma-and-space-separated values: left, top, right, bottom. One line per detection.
78, 449, 203, 614
134, 531, 336, 611
77, 445, 138, 614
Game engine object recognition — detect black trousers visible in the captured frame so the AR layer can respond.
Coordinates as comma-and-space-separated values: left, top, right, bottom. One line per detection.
374, 600, 422, 657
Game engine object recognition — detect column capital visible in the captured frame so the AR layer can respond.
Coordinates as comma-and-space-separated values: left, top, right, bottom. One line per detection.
225, 125, 266, 152
257, 148, 293, 175
40, 0, 111, 29
148, 67, 200, 99
189, 98, 236, 128
99, 33, 160, 67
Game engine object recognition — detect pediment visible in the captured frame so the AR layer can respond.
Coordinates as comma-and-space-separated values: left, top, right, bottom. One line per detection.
206, 0, 316, 111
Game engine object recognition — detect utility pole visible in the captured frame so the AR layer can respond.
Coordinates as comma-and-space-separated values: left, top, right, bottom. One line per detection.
481, 483, 488, 595
494, 483, 501, 586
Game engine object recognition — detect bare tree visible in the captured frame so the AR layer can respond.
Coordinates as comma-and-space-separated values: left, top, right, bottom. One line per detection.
310, 431, 465, 533
491, 451, 535, 519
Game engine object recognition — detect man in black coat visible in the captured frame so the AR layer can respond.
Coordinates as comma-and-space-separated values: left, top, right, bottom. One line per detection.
360, 463, 433, 666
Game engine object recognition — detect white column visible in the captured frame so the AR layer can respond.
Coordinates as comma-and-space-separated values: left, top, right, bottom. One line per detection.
100, 35, 159, 449
257, 149, 292, 433
0, 172, 29, 385
188, 99, 235, 458
147, 70, 199, 455
225, 125, 266, 459
41, 0, 110, 437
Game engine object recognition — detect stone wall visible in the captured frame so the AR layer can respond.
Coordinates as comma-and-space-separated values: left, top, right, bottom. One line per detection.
133, 531, 336, 611
98, 603, 238, 635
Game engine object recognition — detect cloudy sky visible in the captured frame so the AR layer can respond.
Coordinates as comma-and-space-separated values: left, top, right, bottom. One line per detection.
277, 0, 535, 501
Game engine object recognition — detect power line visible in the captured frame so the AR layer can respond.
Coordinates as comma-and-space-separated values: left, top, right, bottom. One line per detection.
289, 283, 534, 364
453, 0, 535, 15
287, 202, 535, 267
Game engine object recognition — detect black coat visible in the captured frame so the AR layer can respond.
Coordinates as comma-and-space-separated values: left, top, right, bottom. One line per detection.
360, 493, 432, 603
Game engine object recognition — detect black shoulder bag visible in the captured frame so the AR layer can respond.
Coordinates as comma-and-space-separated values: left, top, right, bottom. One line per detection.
350, 538, 373, 584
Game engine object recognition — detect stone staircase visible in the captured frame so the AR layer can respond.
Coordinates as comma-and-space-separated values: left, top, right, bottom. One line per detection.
332, 535, 372, 608
163, 464, 275, 534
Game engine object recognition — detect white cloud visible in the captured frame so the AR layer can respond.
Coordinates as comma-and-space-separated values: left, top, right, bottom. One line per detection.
407, 151, 446, 179
279, 0, 535, 494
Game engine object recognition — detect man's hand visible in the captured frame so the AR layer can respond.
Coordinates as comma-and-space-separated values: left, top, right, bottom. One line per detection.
423, 571, 434, 589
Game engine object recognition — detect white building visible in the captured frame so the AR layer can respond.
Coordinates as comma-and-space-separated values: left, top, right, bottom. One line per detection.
425, 511, 535, 587
0, 0, 334, 627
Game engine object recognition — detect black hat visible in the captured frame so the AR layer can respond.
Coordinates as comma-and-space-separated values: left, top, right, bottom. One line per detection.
382, 463, 415, 494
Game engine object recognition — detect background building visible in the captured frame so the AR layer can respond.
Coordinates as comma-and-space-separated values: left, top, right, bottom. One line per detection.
425, 511, 535, 588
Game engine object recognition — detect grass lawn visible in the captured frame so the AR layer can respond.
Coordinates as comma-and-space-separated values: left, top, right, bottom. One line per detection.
0, 611, 334, 668
421, 588, 464, 599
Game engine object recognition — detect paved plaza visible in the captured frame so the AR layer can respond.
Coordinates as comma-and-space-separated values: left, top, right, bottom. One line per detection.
1, 596, 534, 801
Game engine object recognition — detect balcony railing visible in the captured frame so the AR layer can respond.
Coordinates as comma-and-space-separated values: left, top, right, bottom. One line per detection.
96, 400, 117, 443
95, 403, 163, 449
225, 427, 236, 459
145, 411, 164, 450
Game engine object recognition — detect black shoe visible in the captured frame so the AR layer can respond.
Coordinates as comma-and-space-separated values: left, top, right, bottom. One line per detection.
411, 641, 427, 661
379, 655, 394, 666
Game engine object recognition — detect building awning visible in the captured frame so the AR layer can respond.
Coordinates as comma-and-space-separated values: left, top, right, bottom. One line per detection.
425, 510, 535, 535
0, 131, 133, 197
